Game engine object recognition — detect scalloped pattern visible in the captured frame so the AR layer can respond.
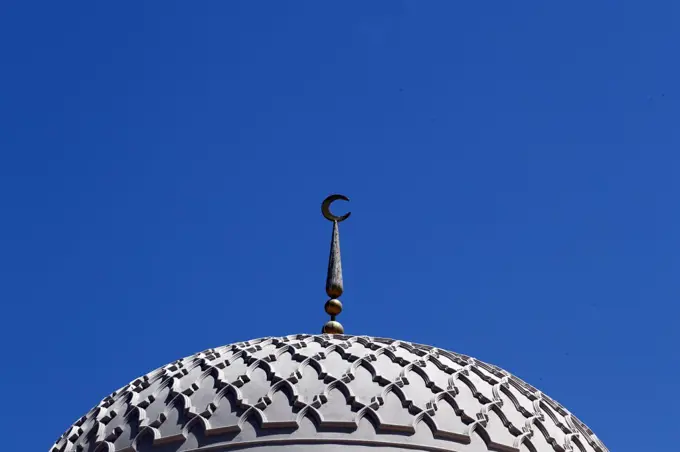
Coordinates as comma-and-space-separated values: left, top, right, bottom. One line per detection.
52, 335, 608, 452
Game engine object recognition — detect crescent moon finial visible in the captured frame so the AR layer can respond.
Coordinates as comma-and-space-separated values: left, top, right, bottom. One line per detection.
321, 194, 351, 222
320, 194, 350, 335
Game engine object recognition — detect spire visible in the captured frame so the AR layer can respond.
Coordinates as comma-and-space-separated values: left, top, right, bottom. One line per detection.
320, 194, 351, 334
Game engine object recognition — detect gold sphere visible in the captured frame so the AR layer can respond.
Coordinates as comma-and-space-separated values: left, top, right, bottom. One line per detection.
324, 299, 343, 316
322, 320, 344, 334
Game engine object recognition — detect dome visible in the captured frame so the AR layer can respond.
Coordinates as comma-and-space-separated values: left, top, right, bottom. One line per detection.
52, 334, 608, 452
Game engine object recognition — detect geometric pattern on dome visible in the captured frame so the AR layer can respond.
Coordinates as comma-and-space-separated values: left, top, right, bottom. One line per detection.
51, 334, 608, 452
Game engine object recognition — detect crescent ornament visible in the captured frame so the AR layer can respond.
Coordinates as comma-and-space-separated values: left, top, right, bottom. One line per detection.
321, 194, 351, 222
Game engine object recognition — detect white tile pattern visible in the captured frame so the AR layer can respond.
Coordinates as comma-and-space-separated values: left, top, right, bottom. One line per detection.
51, 335, 608, 452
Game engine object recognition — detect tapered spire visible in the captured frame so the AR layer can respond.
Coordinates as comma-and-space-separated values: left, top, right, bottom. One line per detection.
320, 194, 351, 334
326, 220, 343, 298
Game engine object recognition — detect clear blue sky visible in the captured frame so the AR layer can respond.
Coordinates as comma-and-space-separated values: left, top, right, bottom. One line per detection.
1, 2, 677, 451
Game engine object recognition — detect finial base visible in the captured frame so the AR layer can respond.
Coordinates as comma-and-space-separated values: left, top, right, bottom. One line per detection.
322, 320, 344, 334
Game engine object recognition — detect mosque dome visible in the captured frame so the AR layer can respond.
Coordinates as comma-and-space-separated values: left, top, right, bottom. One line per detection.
52, 334, 607, 452
51, 197, 608, 452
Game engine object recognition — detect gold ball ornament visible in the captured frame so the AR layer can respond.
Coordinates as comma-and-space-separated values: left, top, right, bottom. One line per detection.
322, 320, 344, 334
324, 299, 343, 316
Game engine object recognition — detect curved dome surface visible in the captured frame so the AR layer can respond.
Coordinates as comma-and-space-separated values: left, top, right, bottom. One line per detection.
52, 335, 607, 452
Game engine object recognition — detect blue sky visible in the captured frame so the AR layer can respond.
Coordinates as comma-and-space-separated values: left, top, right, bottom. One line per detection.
1, 2, 678, 451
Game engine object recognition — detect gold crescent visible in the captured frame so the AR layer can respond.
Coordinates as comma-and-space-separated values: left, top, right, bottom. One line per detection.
321, 194, 351, 222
